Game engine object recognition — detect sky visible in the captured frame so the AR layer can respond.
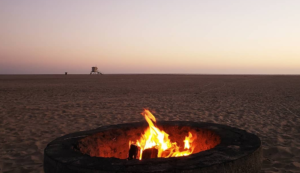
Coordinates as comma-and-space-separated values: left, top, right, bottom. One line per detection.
0, 0, 300, 74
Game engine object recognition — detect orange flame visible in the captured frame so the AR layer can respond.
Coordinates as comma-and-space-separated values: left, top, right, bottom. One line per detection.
131, 109, 196, 160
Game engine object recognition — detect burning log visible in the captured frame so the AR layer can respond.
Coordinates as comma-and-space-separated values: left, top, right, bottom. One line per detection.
128, 144, 140, 160
141, 147, 158, 159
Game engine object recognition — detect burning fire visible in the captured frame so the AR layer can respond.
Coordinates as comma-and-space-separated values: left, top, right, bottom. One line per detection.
130, 109, 196, 160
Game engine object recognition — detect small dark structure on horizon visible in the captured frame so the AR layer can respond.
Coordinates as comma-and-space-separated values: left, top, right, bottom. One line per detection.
90, 66, 102, 75
65, 72, 67, 75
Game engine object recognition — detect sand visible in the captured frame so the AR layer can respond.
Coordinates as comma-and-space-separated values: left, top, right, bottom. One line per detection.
0, 74, 299, 173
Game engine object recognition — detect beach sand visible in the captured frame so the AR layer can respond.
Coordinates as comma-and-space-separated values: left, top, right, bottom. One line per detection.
0, 74, 300, 173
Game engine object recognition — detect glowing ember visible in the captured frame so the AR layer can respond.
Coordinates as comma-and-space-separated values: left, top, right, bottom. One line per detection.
130, 109, 197, 160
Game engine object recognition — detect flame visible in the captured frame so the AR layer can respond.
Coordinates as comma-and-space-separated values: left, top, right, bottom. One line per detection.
131, 109, 196, 160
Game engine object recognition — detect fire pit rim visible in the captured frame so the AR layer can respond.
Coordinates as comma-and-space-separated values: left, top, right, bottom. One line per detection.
44, 121, 261, 172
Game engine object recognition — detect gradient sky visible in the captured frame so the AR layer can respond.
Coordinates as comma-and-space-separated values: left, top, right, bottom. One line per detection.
1, 0, 300, 74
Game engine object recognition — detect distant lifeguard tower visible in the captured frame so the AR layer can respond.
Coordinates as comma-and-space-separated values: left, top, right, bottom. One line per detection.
90, 66, 102, 75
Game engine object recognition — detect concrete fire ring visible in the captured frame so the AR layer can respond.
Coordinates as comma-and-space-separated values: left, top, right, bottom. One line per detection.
44, 121, 262, 173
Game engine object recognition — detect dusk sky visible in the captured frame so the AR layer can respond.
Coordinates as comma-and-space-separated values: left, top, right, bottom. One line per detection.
1, 0, 300, 74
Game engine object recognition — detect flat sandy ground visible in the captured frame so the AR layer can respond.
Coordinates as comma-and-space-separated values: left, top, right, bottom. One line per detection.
1, 75, 300, 173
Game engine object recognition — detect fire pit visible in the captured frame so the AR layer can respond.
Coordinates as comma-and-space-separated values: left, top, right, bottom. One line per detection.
44, 111, 261, 173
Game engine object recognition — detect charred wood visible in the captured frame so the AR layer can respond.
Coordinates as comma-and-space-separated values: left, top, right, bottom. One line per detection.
142, 147, 158, 159
128, 144, 140, 160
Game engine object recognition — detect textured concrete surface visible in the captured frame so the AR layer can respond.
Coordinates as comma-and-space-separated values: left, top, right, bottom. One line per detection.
44, 121, 261, 173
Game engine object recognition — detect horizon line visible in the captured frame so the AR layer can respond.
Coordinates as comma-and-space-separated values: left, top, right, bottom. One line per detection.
0, 73, 299, 76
